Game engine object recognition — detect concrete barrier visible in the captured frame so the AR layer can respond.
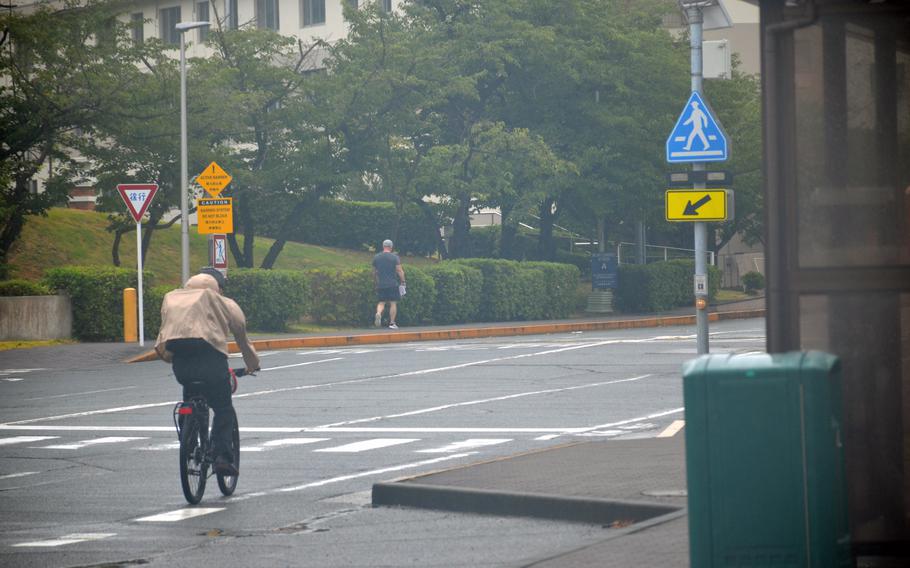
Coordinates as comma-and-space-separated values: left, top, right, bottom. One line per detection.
0, 295, 73, 341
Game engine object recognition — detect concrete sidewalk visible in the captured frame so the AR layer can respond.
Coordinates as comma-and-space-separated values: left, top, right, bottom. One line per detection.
373, 437, 691, 568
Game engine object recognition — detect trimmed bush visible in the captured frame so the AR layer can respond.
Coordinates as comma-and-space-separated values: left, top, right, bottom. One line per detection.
307, 266, 375, 325
742, 271, 765, 295
523, 261, 582, 319
144, 284, 178, 339
0, 279, 53, 296
396, 266, 435, 326
615, 260, 720, 313
307, 264, 433, 327
43, 266, 153, 341
225, 269, 310, 331
453, 258, 524, 321
422, 263, 482, 324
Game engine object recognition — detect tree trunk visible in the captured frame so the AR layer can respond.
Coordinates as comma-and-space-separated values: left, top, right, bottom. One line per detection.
414, 197, 448, 259
449, 196, 472, 259
499, 203, 515, 260
597, 216, 608, 253
537, 197, 556, 261
260, 197, 309, 269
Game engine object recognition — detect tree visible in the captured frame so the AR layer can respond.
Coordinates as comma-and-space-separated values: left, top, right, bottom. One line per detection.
0, 0, 154, 275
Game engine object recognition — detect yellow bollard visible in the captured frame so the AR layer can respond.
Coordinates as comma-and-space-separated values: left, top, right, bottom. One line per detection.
123, 288, 138, 343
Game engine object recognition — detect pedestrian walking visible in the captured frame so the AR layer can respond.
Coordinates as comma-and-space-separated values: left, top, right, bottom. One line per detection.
372, 239, 406, 329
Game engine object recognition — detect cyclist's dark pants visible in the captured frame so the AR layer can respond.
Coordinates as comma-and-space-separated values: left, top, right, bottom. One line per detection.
167, 339, 236, 462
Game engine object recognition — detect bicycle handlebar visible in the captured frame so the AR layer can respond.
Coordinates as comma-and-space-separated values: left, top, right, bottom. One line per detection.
231, 367, 258, 379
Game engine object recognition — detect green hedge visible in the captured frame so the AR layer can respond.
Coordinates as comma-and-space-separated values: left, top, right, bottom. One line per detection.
144, 284, 177, 339
0, 279, 53, 296
422, 263, 482, 324
453, 258, 524, 321
523, 262, 582, 319
257, 199, 440, 255
307, 265, 435, 326
43, 266, 154, 341
306, 266, 375, 325
615, 259, 720, 313
225, 269, 310, 332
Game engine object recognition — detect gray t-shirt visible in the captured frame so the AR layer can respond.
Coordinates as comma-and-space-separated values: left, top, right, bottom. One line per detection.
372, 251, 401, 288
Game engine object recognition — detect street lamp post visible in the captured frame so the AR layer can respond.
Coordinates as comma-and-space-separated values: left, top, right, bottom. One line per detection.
176, 21, 210, 285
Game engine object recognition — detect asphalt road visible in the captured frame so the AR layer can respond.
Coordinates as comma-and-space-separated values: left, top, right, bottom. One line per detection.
0, 318, 765, 567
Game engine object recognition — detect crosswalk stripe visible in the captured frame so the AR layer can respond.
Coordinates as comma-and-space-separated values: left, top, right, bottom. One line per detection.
0, 471, 39, 480
135, 508, 224, 522
13, 533, 115, 547
314, 438, 419, 453
41, 437, 147, 450
135, 442, 181, 451
245, 437, 329, 452
417, 438, 512, 454
0, 436, 58, 446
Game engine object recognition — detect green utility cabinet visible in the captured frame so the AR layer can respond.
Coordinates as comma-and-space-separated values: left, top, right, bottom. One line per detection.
683, 351, 851, 567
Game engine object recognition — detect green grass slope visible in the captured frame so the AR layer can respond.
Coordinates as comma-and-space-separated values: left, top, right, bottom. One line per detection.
7, 208, 435, 286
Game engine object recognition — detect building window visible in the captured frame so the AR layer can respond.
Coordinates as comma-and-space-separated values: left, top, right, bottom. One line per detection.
197, 2, 210, 41
381, 0, 392, 13
301, 0, 325, 26
257, 0, 280, 30
130, 13, 144, 44
226, 0, 238, 30
160, 6, 181, 45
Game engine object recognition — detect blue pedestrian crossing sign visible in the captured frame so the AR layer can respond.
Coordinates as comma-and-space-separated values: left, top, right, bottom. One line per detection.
666, 91, 728, 163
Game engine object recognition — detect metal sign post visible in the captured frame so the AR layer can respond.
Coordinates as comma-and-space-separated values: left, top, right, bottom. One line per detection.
116, 183, 159, 347
666, 2, 730, 355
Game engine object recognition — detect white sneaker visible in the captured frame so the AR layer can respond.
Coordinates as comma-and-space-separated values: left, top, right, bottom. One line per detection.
388, 323, 398, 330
374, 313, 382, 327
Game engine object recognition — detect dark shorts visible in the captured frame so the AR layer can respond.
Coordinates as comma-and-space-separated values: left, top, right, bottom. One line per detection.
377, 286, 400, 302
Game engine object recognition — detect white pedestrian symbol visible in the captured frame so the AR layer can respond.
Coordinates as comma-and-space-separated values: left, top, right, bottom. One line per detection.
683, 101, 709, 151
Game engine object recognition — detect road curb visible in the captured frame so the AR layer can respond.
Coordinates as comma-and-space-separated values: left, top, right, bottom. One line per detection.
371, 482, 681, 526
126, 308, 765, 363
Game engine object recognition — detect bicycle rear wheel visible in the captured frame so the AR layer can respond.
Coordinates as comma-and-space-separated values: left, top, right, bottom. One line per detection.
179, 416, 207, 504
217, 420, 240, 496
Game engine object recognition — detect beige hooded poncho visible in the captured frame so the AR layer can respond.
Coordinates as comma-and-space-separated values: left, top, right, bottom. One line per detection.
154, 273, 260, 371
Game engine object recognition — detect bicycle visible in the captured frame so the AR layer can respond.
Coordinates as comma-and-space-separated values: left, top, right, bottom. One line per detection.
173, 367, 252, 505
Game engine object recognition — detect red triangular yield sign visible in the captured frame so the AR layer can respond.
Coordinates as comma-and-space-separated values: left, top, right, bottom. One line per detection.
117, 184, 159, 223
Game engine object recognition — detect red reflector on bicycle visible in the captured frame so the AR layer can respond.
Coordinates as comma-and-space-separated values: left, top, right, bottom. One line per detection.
178, 407, 193, 415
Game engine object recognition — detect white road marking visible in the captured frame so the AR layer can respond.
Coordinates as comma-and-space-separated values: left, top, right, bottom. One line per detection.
135, 442, 181, 451
657, 420, 686, 438
320, 374, 652, 428
1, 358, 344, 425
567, 408, 685, 437
0, 436, 58, 445
417, 438, 512, 454
0, 471, 39, 480
13, 533, 115, 547
135, 508, 224, 522
295, 349, 344, 355
0, 368, 46, 374
41, 436, 148, 450
25, 386, 136, 401
3, 378, 24, 382
261, 357, 344, 371
314, 438, 419, 453
276, 453, 474, 493
244, 437, 329, 452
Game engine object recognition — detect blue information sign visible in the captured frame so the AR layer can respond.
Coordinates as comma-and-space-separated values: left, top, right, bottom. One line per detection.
591, 253, 618, 290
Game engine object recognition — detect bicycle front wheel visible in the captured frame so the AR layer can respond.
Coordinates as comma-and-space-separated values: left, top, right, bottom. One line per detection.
179, 416, 207, 504
217, 419, 240, 496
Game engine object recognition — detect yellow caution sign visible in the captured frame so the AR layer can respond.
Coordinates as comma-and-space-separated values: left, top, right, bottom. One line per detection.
197, 197, 233, 234
196, 162, 232, 197
665, 189, 731, 222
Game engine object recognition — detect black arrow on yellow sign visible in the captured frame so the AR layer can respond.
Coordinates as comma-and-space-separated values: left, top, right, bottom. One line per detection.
684, 194, 712, 216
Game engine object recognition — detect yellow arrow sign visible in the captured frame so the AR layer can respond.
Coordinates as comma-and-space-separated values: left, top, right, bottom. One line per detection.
196, 161, 232, 197
665, 189, 731, 222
